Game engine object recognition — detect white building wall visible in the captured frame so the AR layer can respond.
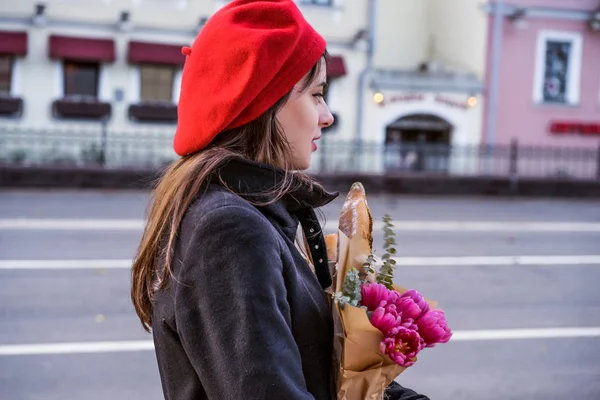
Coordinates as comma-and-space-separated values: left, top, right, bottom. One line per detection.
355, 90, 484, 173
373, 0, 429, 70
323, 48, 366, 142
1, 0, 489, 170
428, 0, 488, 80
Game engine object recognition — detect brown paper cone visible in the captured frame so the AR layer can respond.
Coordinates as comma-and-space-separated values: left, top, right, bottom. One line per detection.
326, 183, 439, 399
338, 364, 406, 400
334, 302, 408, 400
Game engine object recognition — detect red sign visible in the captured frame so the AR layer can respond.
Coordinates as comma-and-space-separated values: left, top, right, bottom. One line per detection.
550, 122, 600, 135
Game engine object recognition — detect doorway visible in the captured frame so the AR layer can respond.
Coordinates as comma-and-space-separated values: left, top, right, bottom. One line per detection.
384, 114, 453, 172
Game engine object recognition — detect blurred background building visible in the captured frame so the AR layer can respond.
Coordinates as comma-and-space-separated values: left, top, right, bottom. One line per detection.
482, 0, 600, 148
0, 0, 599, 178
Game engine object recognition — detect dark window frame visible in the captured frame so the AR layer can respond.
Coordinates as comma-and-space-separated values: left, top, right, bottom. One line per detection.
542, 40, 571, 104
0, 55, 13, 95
139, 63, 176, 104
63, 60, 100, 99
297, 0, 333, 6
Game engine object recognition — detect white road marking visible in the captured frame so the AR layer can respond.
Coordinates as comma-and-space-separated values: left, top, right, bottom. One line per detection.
0, 259, 133, 269
451, 327, 600, 341
0, 340, 154, 356
0, 219, 144, 230
1, 327, 599, 356
391, 255, 600, 267
363, 221, 600, 232
1, 255, 599, 270
1, 218, 600, 232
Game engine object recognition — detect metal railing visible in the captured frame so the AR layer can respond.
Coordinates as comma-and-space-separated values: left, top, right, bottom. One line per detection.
315, 139, 600, 180
1, 127, 599, 180
0, 125, 175, 169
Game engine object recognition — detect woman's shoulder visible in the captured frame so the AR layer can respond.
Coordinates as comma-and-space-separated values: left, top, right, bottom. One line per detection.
181, 183, 276, 240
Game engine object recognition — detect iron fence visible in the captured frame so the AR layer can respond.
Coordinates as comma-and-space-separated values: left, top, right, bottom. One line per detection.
315, 139, 600, 180
1, 127, 599, 180
0, 125, 175, 169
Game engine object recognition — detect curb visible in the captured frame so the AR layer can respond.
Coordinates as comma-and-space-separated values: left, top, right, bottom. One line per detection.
2, 166, 599, 198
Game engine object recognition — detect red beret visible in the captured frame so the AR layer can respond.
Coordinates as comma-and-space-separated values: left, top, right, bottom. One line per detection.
173, 0, 327, 156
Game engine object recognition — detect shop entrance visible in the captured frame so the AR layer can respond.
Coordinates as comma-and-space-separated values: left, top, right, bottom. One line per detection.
384, 114, 452, 172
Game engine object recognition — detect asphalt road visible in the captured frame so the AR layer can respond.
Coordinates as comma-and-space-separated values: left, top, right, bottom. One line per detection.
1, 189, 599, 400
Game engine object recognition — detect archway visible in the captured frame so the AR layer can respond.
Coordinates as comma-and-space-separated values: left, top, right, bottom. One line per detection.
384, 114, 453, 172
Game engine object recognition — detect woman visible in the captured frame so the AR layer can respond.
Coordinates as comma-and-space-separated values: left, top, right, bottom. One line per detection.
131, 1, 429, 399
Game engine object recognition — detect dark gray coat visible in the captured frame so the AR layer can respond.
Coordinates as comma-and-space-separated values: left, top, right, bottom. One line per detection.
151, 158, 429, 400
152, 158, 337, 399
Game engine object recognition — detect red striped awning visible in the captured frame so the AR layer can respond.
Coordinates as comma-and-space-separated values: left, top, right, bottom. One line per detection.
327, 55, 347, 78
128, 41, 186, 66
49, 35, 115, 62
0, 31, 27, 56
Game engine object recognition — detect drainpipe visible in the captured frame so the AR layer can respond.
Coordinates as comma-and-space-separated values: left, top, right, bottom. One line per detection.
486, 0, 504, 146
354, 0, 376, 142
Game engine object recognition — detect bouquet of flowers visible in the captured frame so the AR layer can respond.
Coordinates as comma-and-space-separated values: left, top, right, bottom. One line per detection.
325, 183, 451, 400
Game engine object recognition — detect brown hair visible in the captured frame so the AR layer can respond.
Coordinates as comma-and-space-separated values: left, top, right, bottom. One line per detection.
131, 52, 329, 331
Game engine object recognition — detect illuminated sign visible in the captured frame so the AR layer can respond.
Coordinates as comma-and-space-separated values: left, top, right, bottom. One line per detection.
550, 122, 600, 135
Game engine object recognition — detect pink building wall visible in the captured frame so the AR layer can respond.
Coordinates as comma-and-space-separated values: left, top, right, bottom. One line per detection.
510, 0, 599, 9
483, 3, 600, 147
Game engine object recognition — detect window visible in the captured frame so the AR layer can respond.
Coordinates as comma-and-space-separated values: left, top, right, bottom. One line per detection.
543, 41, 570, 103
140, 64, 175, 103
64, 60, 99, 98
297, 0, 332, 5
533, 30, 582, 106
0, 55, 12, 94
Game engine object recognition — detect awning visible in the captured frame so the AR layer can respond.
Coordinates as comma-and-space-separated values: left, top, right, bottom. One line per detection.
0, 31, 27, 56
49, 35, 115, 62
327, 55, 347, 78
128, 41, 186, 66
388, 114, 453, 131
371, 68, 485, 94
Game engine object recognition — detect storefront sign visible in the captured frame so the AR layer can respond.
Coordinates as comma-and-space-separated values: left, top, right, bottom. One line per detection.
389, 94, 425, 103
378, 93, 474, 110
434, 95, 471, 110
550, 121, 600, 135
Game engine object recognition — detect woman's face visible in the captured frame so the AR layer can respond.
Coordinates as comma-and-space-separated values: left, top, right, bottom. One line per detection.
276, 59, 334, 171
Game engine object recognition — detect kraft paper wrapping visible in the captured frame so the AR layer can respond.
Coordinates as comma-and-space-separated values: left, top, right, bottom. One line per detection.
325, 182, 442, 399
336, 303, 407, 400
326, 218, 437, 399
329, 230, 406, 400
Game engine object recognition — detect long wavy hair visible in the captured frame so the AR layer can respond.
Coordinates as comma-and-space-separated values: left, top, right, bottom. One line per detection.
131, 51, 329, 332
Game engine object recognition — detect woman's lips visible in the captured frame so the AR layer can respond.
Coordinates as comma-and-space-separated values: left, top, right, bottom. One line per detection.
312, 136, 321, 152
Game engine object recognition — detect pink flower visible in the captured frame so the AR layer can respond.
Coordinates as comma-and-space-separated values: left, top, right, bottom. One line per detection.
398, 289, 430, 320
380, 327, 425, 367
416, 310, 452, 347
394, 296, 423, 321
370, 306, 401, 336
361, 283, 394, 311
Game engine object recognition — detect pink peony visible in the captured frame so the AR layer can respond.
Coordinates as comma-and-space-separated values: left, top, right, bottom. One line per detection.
370, 306, 401, 336
361, 283, 394, 311
380, 327, 425, 367
416, 310, 452, 347
398, 289, 430, 320
394, 296, 423, 321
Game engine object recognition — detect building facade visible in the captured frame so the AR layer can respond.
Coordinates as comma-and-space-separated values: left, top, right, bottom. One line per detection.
483, 0, 600, 147
0, 0, 367, 166
0, 0, 488, 172
321, 0, 489, 173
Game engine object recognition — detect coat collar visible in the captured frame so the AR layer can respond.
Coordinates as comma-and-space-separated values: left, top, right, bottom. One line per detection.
214, 157, 339, 213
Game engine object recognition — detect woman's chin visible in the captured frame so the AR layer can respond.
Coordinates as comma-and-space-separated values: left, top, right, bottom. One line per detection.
293, 163, 310, 172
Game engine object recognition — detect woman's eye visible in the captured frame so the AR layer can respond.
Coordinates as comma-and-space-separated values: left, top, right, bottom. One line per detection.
313, 93, 324, 99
